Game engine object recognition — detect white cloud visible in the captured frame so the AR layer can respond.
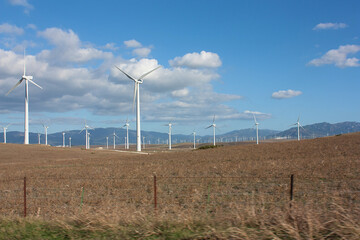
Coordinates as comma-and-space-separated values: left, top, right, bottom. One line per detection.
313, 22, 348, 30
0, 23, 24, 35
133, 47, 151, 58
8, 0, 33, 13
308, 44, 360, 68
124, 39, 142, 48
171, 88, 189, 98
271, 89, 302, 99
26, 24, 36, 30
37, 28, 113, 64
103, 43, 119, 51
170, 51, 222, 68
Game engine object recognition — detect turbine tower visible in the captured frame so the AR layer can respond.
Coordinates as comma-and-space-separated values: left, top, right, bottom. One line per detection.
69, 137, 72, 148
253, 114, 259, 145
106, 136, 109, 149
6, 50, 43, 144
206, 115, 216, 146
62, 132, 66, 147
123, 118, 130, 149
2, 124, 11, 144
42, 124, 49, 145
192, 131, 196, 149
115, 65, 161, 152
164, 122, 172, 150
37, 133, 41, 144
291, 116, 304, 141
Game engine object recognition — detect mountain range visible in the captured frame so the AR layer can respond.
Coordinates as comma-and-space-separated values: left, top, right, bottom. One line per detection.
1, 121, 359, 146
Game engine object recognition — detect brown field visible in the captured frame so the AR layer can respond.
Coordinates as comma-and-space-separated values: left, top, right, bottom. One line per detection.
0, 133, 359, 238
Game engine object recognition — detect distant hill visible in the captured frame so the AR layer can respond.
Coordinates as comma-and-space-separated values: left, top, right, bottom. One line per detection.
268, 121, 360, 139
1, 121, 359, 146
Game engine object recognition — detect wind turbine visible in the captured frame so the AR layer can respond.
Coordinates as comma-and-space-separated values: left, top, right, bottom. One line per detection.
253, 114, 259, 145
206, 115, 217, 146
2, 124, 11, 144
42, 124, 49, 145
164, 122, 173, 150
88, 132, 91, 149
80, 121, 93, 149
6, 50, 43, 144
69, 137, 72, 148
62, 132, 66, 147
37, 133, 41, 144
192, 130, 196, 149
113, 131, 119, 149
106, 136, 109, 149
291, 116, 305, 141
114, 65, 161, 152
122, 118, 130, 149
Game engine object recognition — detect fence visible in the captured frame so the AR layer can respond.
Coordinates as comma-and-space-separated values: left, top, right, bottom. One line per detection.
1, 175, 359, 218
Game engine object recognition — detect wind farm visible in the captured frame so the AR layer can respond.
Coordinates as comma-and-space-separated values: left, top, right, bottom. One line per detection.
0, 1, 359, 238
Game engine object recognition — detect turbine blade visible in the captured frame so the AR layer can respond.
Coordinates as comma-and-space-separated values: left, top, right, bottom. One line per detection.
6, 79, 23, 96
28, 79, 43, 89
213, 114, 215, 123
253, 114, 257, 123
205, 125, 212, 129
297, 115, 300, 123
114, 65, 137, 82
138, 66, 161, 81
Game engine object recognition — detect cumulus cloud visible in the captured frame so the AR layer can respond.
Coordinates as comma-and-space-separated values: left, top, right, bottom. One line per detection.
124, 39, 142, 48
102, 43, 118, 50
313, 22, 348, 30
169, 51, 222, 68
0, 27, 246, 126
272, 89, 302, 99
8, 0, 33, 13
308, 44, 360, 68
37, 28, 113, 64
0, 23, 24, 35
133, 47, 151, 58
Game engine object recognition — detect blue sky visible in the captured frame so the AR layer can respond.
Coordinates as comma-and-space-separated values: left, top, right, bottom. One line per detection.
0, 0, 359, 135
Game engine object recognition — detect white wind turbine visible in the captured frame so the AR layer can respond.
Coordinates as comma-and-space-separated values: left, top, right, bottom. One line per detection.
88, 132, 91, 149
291, 116, 305, 141
164, 122, 173, 150
253, 114, 259, 145
113, 131, 119, 149
114, 65, 161, 152
2, 124, 11, 144
80, 121, 93, 149
37, 132, 41, 144
69, 137, 72, 148
42, 124, 49, 145
6, 50, 43, 144
106, 136, 109, 149
192, 130, 196, 149
206, 115, 217, 146
122, 118, 130, 149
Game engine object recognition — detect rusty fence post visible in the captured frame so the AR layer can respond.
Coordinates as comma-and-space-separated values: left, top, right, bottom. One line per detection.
23, 177, 27, 217
153, 175, 157, 210
289, 174, 294, 208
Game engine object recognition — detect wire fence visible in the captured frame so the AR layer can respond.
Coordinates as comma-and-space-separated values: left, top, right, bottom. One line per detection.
1, 175, 359, 218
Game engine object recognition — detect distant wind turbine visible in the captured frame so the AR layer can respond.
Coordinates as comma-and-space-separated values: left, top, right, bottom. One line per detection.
69, 137, 72, 148
106, 136, 109, 149
192, 131, 196, 149
42, 124, 49, 145
6, 50, 43, 144
206, 115, 217, 146
114, 65, 161, 152
80, 121, 93, 149
113, 131, 119, 149
291, 116, 305, 141
253, 114, 259, 145
2, 124, 11, 144
62, 132, 66, 147
122, 118, 130, 149
164, 122, 173, 150
88, 132, 91, 149
37, 133, 41, 144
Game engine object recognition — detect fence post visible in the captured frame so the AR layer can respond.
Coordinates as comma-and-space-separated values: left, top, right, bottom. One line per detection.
23, 177, 27, 217
153, 175, 157, 211
289, 174, 294, 208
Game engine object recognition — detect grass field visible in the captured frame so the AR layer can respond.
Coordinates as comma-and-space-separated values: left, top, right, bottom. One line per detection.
0, 133, 359, 239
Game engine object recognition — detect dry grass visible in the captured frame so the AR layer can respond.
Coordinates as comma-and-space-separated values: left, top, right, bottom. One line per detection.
0, 133, 359, 238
